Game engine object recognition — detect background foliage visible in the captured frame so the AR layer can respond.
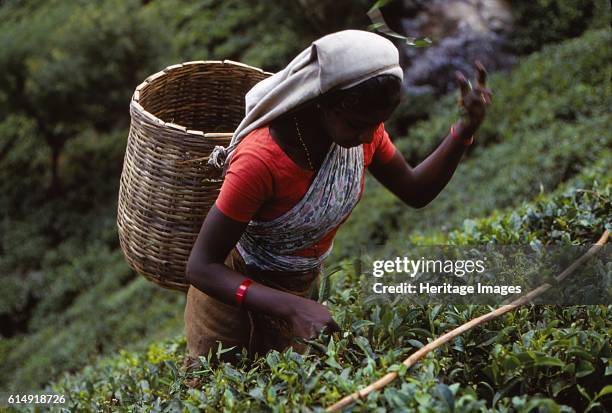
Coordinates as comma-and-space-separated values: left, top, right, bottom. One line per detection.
0, 0, 610, 411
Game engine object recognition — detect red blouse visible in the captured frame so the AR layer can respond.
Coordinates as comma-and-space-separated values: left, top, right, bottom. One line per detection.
215, 123, 396, 257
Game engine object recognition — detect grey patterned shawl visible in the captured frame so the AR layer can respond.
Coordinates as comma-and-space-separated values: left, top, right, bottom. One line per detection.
237, 142, 363, 271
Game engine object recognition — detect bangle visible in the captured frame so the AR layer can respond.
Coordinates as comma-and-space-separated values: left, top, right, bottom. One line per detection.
235, 278, 252, 307
450, 124, 474, 146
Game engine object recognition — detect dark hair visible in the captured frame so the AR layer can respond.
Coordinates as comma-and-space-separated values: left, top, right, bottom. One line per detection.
321, 74, 402, 114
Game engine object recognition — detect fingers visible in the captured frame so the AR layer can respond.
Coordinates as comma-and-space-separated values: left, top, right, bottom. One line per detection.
475, 60, 492, 104
312, 320, 341, 337
480, 89, 492, 105
475, 60, 487, 88
456, 62, 492, 106
301, 325, 316, 340
454, 71, 471, 97
325, 319, 341, 334
296, 320, 340, 340
310, 319, 340, 338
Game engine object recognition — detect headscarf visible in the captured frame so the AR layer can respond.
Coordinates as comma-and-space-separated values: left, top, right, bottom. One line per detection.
208, 29, 403, 168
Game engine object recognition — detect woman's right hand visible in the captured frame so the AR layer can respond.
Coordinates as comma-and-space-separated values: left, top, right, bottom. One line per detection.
454, 60, 492, 138
286, 296, 340, 339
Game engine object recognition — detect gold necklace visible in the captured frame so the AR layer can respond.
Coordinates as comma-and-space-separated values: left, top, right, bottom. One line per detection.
294, 117, 315, 171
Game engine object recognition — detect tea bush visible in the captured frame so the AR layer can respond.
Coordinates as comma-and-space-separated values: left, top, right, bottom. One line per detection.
509, 0, 610, 54
0, 126, 160, 392
16, 168, 609, 412
0, 0, 173, 368
0, 246, 185, 392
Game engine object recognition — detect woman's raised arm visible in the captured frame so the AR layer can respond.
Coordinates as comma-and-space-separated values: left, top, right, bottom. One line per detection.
368, 130, 469, 208
369, 61, 491, 208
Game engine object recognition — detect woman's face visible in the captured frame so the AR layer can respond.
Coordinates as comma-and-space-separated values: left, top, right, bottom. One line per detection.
321, 101, 399, 148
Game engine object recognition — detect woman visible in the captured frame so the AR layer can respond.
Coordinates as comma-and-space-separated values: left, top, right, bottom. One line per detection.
184, 30, 491, 367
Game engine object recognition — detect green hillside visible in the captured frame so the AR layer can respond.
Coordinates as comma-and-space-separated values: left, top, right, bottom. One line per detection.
24, 159, 612, 413
1, 1, 610, 411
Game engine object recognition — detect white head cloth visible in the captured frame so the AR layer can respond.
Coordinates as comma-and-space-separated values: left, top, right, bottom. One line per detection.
208, 29, 403, 168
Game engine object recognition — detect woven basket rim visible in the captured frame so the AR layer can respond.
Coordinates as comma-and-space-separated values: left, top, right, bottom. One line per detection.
132, 59, 273, 136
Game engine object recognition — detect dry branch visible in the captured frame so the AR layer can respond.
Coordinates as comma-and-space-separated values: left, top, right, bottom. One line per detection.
326, 230, 609, 412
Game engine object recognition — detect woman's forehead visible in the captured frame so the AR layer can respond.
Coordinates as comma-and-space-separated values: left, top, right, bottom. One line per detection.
338, 101, 399, 124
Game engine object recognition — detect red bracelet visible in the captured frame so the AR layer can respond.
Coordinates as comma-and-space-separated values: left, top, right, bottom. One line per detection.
235, 278, 252, 307
450, 124, 474, 146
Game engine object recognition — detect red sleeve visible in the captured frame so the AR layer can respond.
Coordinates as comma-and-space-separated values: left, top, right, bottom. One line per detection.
372, 123, 397, 165
215, 148, 274, 222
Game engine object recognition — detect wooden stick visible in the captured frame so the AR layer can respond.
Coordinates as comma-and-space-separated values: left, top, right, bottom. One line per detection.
326, 230, 609, 412
203, 132, 234, 138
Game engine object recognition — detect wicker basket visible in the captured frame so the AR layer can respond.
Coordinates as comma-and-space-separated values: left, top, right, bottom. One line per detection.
117, 60, 270, 292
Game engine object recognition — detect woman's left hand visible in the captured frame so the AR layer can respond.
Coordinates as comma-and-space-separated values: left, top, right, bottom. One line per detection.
454, 60, 492, 138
